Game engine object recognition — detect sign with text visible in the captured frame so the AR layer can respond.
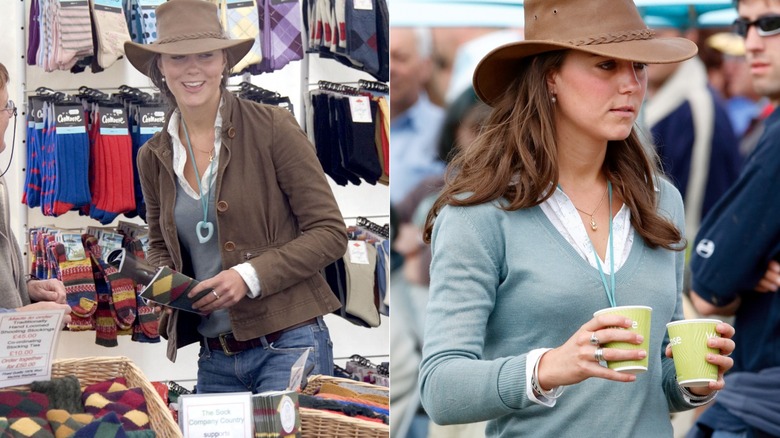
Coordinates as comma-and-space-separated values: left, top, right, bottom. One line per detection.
179, 392, 253, 438
0, 310, 65, 388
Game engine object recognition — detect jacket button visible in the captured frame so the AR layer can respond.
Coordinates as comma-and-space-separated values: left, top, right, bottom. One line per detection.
217, 200, 228, 212
227, 127, 236, 138
224, 241, 236, 251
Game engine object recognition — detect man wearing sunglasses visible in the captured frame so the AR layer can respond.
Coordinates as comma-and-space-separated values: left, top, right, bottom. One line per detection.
0, 62, 71, 318
687, 1, 780, 437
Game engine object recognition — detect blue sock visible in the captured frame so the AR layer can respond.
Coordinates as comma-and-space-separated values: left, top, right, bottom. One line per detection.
52, 131, 91, 216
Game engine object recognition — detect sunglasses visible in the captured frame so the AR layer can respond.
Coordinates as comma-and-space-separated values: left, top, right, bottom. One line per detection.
733, 15, 780, 38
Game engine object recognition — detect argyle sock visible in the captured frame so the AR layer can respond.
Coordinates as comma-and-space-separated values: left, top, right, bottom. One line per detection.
46, 410, 93, 438
344, 0, 378, 76
89, 0, 131, 69
83, 378, 128, 396
73, 412, 127, 438
5, 417, 54, 438
56, 243, 98, 320
131, 295, 160, 343
224, 0, 263, 73
52, 130, 91, 216
263, 0, 304, 71
83, 388, 150, 431
0, 392, 49, 419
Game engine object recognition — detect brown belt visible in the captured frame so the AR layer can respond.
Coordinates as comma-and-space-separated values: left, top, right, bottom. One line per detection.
205, 318, 317, 356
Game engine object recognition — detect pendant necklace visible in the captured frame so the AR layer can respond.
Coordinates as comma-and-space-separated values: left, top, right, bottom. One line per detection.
573, 184, 608, 231
590, 181, 616, 307
181, 118, 216, 244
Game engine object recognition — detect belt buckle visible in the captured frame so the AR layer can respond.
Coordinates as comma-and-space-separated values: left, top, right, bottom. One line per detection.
218, 333, 238, 356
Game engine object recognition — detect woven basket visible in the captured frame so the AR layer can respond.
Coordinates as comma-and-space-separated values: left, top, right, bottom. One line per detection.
299, 375, 389, 438
3, 356, 181, 438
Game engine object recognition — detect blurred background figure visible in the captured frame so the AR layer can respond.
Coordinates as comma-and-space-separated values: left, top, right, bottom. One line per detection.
642, 17, 742, 245
389, 27, 445, 206
706, 31, 774, 157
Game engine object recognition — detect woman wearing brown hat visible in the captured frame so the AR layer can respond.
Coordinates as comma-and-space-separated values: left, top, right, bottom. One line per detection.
124, 0, 346, 393
418, 0, 736, 435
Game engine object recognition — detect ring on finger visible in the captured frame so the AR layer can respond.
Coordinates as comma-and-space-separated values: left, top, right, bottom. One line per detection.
590, 332, 600, 346
594, 347, 605, 364
212, 290, 220, 300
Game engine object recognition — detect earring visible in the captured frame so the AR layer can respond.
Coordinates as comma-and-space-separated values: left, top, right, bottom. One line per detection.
551, 95, 557, 104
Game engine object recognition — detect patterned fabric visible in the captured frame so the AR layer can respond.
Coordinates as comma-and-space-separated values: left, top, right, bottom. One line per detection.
344, 0, 377, 76
224, 0, 263, 73
252, 0, 303, 73
89, 0, 132, 69
0, 392, 49, 419
140, 266, 211, 313
5, 417, 54, 438
45, 410, 93, 438
72, 412, 126, 438
57, 247, 97, 320
30, 376, 83, 414
83, 388, 151, 431
82, 378, 128, 396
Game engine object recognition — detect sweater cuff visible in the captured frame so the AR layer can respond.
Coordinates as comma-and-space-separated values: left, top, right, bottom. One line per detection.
497, 355, 527, 409
231, 263, 262, 298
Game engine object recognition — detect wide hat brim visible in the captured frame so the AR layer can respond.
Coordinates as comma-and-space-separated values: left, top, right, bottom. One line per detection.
473, 37, 697, 106
124, 37, 255, 77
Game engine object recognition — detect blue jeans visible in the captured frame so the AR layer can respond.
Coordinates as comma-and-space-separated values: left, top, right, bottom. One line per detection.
196, 317, 333, 394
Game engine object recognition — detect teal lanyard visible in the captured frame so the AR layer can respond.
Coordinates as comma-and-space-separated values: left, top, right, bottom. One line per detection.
591, 181, 616, 307
181, 118, 216, 244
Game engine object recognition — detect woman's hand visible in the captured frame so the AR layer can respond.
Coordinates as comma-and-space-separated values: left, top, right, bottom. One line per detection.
17, 302, 72, 328
27, 279, 67, 304
755, 260, 780, 293
189, 269, 248, 313
537, 314, 645, 390
665, 321, 735, 396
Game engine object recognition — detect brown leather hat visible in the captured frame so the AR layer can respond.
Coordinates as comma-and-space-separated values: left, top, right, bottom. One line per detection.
473, 0, 698, 106
123, 0, 254, 76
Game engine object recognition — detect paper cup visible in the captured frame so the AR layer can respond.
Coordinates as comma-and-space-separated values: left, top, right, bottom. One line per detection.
666, 319, 721, 387
593, 305, 652, 374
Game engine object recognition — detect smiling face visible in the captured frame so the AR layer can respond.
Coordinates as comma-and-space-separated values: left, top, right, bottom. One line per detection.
548, 51, 647, 145
738, 0, 780, 104
157, 50, 226, 113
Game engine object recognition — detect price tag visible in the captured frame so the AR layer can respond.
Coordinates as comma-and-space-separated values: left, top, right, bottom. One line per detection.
179, 392, 253, 438
0, 310, 65, 388
354, 0, 373, 10
348, 96, 373, 123
348, 240, 370, 265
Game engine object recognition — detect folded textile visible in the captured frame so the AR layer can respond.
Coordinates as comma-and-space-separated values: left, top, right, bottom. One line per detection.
31, 376, 83, 413
0, 391, 49, 419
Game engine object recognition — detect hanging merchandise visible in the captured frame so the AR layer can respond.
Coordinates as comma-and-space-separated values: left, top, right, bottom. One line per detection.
28, 226, 160, 346
307, 80, 387, 187
249, 0, 304, 74
89, 0, 133, 70
222, 0, 265, 73
22, 91, 93, 216
235, 81, 295, 114
302, 0, 388, 82
322, 216, 389, 328
125, 0, 164, 44
33, 0, 95, 72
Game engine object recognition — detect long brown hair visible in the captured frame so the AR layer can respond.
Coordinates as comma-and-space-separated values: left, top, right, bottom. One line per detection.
423, 50, 684, 250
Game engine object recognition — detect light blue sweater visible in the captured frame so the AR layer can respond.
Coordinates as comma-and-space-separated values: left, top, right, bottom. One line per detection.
419, 178, 697, 437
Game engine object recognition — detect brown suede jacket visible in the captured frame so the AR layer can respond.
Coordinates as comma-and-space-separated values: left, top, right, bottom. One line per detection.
137, 92, 346, 361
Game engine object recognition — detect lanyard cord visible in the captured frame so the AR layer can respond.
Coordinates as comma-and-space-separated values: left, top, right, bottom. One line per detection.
181, 118, 216, 243
591, 181, 616, 307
